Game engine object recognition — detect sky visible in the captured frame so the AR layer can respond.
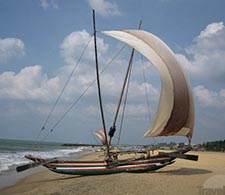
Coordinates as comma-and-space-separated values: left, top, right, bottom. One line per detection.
0, 0, 225, 145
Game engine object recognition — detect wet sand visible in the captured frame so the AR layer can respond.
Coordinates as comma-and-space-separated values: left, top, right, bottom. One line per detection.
0, 151, 225, 195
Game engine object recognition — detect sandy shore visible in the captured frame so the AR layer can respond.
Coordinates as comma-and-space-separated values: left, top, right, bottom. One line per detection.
0, 151, 225, 195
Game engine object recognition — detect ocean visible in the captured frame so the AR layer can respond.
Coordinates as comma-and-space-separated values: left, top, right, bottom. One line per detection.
0, 138, 94, 188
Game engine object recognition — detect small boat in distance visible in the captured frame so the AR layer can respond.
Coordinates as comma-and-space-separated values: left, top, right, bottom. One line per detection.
17, 10, 198, 175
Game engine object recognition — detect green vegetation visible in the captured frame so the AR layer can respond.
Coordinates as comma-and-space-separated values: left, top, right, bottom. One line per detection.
201, 140, 225, 152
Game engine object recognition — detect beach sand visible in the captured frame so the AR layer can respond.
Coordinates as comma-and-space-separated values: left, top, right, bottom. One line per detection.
0, 151, 225, 195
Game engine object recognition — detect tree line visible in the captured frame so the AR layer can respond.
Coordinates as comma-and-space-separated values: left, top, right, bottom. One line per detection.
200, 140, 225, 152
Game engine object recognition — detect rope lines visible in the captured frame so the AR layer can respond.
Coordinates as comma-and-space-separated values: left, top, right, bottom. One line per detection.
38, 41, 127, 141
36, 35, 93, 141
117, 55, 133, 145
141, 55, 152, 123
141, 55, 156, 146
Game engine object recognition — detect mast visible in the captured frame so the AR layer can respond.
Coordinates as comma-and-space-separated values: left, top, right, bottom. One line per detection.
92, 10, 110, 157
108, 20, 142, 146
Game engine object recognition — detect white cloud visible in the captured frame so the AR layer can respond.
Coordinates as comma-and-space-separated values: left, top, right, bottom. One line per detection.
0, 29, 159, 125
199, 22, 224, 38
0, 38, 25, 65
194, 85, 225, 108
0, 30, 109, 104
60, 30, 108, 64
0, 65, 59, 101
99, 70, 159, 101
58, 30, 111, 100
0, 63, 97, 104
106, 103, 155, 119
40, 0, 58, 11
174, 22, 225, 112
176, 22, 225, 81
88, 0, 122, 17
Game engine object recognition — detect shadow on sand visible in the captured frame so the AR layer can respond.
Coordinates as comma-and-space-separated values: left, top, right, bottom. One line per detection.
158, 167, 212, 175
31, 167, 212, 184
32, 175, 84, 184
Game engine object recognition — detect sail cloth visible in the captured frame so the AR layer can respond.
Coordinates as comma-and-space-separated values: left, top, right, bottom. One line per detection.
101, 30, 194, 141
93, 130, 107, 145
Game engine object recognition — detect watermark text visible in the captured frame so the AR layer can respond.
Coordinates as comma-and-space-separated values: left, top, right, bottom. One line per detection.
198, 186, 225, 195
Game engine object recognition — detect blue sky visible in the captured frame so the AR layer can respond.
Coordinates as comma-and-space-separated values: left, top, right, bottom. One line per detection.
0, 0, 225, 145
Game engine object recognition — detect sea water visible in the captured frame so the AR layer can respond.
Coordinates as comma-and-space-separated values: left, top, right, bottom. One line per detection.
0, 138, 93, 188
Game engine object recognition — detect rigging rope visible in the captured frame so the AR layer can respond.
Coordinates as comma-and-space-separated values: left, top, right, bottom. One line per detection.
117, 58, 133, 145
141, 55, 156, 146
41, 43, 127, 141
111, 20, 142, 146
36, 34, 93, 141
141, 55, 152, 122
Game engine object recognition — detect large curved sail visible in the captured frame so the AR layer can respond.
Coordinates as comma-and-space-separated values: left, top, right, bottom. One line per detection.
101, 30, 194, 141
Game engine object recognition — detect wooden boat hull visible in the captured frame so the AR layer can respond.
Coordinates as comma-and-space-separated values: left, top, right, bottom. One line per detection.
44, 157, 175, 175
17, 148, 197, 175
47, 161, 174, 175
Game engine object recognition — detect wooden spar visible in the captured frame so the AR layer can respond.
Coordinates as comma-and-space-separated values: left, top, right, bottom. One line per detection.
16, 156, 57, 172
92, 10, 110, 157
109, 20, 143, 146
